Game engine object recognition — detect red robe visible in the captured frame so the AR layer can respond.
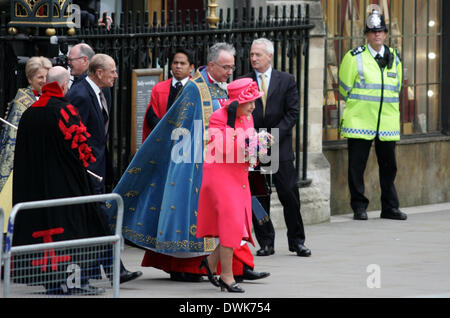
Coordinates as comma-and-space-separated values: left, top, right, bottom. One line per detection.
141, 78, 172, 140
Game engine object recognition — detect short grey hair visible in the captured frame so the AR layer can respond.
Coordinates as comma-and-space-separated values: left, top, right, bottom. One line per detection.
252, 38, 274, 55
207, 42, 236, 63
76, 43, 95, 60
89, 54, 115, 75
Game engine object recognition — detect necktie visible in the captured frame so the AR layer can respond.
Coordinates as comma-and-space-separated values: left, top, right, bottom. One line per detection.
259, 73, 268, 117
168, 81, 183, 109
99, 91, 109, 135
375, 53, 384, 68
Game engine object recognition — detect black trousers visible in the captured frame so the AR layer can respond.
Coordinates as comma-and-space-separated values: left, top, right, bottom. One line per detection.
252, 160, 306, 249
347, 137, 399, 213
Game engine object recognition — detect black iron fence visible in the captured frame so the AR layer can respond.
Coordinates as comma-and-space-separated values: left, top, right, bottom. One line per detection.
0, 4, 314, 186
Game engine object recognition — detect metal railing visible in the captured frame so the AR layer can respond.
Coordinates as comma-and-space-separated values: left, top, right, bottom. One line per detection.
2, 193, 123, 298
0, 207, 3, 279
0, 4, 314, 187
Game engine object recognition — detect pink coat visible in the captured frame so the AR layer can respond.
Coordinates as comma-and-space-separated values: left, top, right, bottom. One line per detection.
196, 107, 255, 249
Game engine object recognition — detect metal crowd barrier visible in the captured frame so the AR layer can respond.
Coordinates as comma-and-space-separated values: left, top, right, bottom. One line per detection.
0, 207, 3, 282
2, 194, 124, 298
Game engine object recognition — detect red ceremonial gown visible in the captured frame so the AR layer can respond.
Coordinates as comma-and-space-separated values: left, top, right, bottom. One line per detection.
141, 78, 172, 140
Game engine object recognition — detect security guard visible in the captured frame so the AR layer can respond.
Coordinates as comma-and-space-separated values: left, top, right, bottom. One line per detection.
338, 9, 407, 221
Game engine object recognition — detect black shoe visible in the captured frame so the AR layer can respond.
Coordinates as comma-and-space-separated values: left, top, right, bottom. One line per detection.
45, 284, 70, 295
170, 272, 203, 282
69, 284, 106, 295
219, 278, 245, 293
199, 257, 220, 287
289, 244, 311, 257
235, 265, 270, 282
120, 270, 143, 284
256, 245, 275, 256
353, 210, 368, 220
380, 208, 407, 220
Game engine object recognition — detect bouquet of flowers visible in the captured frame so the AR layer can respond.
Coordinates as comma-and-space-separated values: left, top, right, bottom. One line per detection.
243, 130, 274, 167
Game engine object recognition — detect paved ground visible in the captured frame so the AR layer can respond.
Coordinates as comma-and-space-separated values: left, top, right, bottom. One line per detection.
2, 202, 449, 301
117, 202, 450, 298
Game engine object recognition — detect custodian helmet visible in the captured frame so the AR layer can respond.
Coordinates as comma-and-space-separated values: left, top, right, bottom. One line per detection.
364, 10, 388, 33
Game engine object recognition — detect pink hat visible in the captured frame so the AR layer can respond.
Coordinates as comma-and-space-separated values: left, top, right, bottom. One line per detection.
223, 78, 264, 106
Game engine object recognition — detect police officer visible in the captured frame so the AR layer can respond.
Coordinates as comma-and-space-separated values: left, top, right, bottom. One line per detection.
338, 9, 407, 221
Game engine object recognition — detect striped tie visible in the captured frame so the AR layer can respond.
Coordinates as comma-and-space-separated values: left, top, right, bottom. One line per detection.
99, 91, 109, 135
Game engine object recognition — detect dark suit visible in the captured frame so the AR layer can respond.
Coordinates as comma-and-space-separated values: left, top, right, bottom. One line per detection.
244, 69, 306, 249
66, 77, 111, 194
67, 76, 141, 279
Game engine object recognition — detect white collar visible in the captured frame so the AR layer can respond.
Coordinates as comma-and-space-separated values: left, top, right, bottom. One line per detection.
86, 76, 101, 95
368, 44, 385, 58
207, 71, 228, 91
172, 76, 189, 87
255, 66, 272, 79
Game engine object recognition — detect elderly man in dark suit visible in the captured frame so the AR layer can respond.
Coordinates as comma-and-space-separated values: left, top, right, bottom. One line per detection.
67, 53, 114, 195
67, 53, 142, 283
67, 44, 112, 189
244, 38, 311, 257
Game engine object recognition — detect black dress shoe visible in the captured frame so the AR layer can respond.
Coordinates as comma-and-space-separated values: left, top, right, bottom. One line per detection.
235, 265, 271, 282
170, 272, 203, 282
380, 208, 407, 220
354, 210, 368, 220
50, 284, 105, 295
45, 284, 69, 295
120, 270, 143, 284
256, 245, 274, 256
289, 244, 311, 257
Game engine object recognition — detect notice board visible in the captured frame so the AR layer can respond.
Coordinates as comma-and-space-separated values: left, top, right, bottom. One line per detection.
131, 68, 163, 154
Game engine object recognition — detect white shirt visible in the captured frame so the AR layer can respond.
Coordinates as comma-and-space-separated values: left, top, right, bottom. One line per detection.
255, 66, 273, 91
171, 76, 189, 88
368, 43, 385, 58
85, 76, 102, 110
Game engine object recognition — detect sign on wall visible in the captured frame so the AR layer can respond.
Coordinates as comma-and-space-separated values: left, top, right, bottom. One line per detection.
131, 68, 163, 154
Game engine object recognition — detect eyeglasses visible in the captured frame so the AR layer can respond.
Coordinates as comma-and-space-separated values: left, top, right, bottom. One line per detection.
214, 62, 236, 72
68, 56, 85, 63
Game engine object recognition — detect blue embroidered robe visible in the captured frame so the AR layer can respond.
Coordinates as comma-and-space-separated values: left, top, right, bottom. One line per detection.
106, 68, 226, 256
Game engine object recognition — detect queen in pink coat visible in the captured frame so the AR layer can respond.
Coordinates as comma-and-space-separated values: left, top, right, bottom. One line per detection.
196, 78, 264, 293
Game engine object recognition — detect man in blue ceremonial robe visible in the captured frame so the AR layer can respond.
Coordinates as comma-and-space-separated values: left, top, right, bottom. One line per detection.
106, 43, 269, 283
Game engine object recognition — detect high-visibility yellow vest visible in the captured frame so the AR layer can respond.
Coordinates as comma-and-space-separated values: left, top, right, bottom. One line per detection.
338, 45, 403, 141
